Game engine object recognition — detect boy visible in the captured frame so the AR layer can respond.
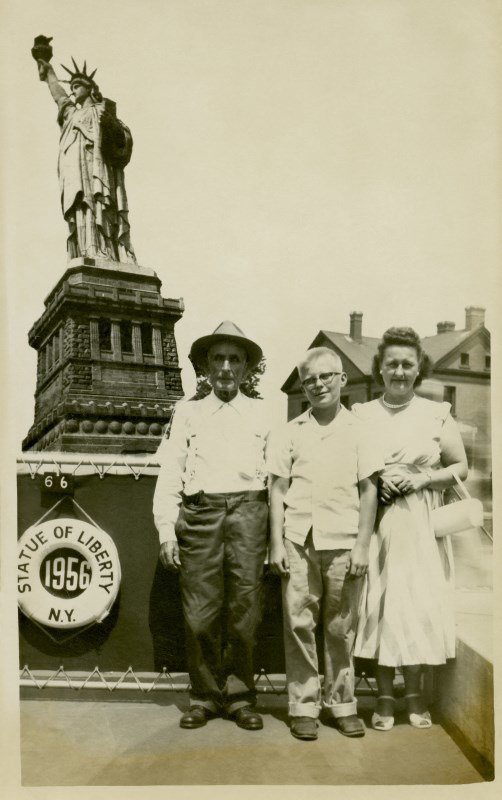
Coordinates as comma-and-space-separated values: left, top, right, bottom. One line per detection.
267, 347, 382, 740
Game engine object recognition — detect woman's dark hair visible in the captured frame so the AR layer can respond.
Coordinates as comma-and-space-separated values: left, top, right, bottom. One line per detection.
372, 327, 433, 387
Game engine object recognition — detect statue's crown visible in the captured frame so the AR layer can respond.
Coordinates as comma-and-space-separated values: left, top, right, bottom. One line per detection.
60, 57, 97, 85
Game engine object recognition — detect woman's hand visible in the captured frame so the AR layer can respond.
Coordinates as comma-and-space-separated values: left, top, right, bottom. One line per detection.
378, 465, 431, 502
378, 473, 403, 504
392, 472, 430, 495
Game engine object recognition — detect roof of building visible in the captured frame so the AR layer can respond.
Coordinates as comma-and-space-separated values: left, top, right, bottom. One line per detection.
319, 330, 379, 374
282, 323, 490, 393
420, 329, 482, 364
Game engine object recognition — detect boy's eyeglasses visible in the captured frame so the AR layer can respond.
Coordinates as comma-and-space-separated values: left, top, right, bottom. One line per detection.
301, 372, 342, 390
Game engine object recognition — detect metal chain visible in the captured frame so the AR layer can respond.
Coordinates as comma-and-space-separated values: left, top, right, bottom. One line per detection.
20, 665, 377, 695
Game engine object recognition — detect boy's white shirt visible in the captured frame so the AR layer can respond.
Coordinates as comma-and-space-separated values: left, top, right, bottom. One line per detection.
266, 406, 383, 550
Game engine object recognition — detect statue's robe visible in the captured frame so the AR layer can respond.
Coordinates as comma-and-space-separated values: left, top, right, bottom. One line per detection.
57, 96, 136, 263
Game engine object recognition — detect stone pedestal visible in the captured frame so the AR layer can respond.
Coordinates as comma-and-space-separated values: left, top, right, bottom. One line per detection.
22, 257, 184, 453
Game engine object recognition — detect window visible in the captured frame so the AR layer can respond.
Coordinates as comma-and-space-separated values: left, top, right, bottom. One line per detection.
460, 352, 469, 367
120, 321, 133, 353
141, 322, 153, 355
99, 319, 112, 351
485, 355, 491, 370
53, 333, 60, 363
444, 386, 456, 416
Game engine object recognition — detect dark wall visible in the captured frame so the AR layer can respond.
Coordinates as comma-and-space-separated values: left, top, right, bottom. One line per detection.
17, 474, 286, 673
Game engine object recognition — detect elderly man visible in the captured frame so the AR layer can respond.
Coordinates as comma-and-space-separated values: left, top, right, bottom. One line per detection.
153, 321, 269, 730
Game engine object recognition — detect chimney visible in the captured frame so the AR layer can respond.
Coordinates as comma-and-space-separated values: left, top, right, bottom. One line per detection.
349, 311, 363, 342
465, 306, 485, 330
436, 321, 456, 334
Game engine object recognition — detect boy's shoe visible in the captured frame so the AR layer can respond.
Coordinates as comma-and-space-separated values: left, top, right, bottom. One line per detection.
334, 714, 365, 737
290, 716, 318, 740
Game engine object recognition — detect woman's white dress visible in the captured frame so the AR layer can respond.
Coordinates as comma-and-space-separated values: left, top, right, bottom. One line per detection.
353, 396, 456, 667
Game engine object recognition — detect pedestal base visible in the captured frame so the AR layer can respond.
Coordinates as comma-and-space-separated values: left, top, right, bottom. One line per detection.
23, 260, 184, 453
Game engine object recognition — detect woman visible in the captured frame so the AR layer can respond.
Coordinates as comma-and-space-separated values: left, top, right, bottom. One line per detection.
352, 327, 467, 730
37, 58, 136, 264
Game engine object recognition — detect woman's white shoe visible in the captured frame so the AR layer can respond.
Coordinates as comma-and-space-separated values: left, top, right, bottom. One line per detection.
371, 695, 395, 731
405, 694, 432, 728
408, 710, 432, 728
371, 711, 394, 731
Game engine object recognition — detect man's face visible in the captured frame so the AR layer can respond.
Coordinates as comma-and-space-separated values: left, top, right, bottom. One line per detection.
299, 354, 347, 410
206, 342, 248, 401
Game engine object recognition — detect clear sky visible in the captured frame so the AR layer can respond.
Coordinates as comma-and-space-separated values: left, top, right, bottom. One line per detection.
3, 0, 500, 444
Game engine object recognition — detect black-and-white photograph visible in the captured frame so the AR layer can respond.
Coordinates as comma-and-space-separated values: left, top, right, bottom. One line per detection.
2, 0, 499, 796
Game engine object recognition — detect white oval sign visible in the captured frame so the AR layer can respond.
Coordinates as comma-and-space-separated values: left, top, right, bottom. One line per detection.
18, 518, 121, 629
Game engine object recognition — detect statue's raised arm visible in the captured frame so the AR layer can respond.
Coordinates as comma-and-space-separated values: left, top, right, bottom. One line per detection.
33, 37, 136, 264
37, 58, 68, 104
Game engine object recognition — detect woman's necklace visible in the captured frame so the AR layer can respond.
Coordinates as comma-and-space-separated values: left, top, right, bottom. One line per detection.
382, 394, 414, 409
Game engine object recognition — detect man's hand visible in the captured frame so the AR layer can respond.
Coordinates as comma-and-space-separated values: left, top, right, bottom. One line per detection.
268, 541, 290, 577
160, 540, 180, 570
347, 542, 369, 577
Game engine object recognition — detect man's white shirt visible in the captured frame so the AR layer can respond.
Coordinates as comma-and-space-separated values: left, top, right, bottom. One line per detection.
153, 391, 269, 544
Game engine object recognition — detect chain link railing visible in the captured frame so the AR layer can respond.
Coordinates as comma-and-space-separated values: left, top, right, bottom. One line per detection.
17, 452, 161, 479
20, 665, 378, 696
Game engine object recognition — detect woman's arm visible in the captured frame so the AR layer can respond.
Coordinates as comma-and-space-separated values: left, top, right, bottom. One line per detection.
435, 414, 468, 485
392, 415, 468, 495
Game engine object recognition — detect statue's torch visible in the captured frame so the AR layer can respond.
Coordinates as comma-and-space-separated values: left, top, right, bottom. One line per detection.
31, 36, 53, 79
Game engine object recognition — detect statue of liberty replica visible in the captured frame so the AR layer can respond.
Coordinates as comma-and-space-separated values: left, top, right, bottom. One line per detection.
24, 38, 184, 454
33, 36, 136, 263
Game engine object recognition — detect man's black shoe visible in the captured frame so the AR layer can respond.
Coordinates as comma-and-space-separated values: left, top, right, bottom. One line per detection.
230, 706, 263, 730
179, 705, 216, 729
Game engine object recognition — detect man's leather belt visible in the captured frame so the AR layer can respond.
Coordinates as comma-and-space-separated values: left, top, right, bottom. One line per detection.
182, 489, 268, 507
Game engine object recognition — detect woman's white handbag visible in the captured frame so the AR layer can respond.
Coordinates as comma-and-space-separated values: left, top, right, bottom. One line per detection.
432, 468, 484, 538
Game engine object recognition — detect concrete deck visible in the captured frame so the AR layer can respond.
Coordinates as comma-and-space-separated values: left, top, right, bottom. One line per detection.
20, 693, 485, 786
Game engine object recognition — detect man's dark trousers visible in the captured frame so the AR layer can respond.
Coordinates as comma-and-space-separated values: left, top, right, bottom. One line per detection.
176, 490, 268, 713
